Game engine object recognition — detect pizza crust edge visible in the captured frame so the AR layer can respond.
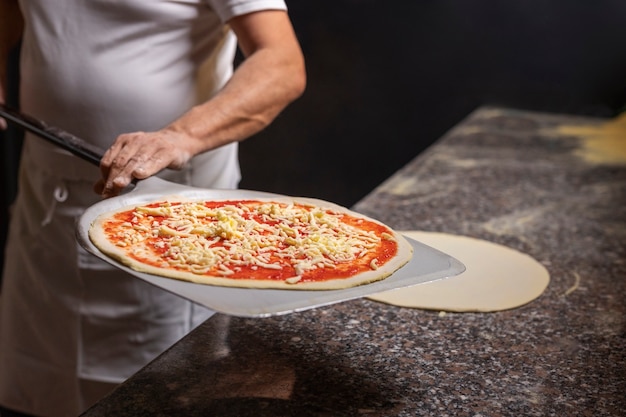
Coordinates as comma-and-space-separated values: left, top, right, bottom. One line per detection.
88, 197, 413, 291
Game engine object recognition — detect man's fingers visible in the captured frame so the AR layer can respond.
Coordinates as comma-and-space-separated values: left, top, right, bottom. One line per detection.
98, 134, 145, 196
100, 149, 165, 197
97, 130, 191, 198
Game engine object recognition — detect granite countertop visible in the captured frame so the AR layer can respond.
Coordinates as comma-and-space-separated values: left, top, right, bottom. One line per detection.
82, 107, 626, 417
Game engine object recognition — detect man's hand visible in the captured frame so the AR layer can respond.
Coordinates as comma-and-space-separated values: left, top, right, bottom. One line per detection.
94, 128, 196, 198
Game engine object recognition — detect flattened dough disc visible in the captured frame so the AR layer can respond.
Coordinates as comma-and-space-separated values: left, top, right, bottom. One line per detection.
367, 231, 550, 312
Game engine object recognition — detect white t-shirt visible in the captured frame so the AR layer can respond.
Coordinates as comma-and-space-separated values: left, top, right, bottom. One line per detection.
18, 0, 285, 187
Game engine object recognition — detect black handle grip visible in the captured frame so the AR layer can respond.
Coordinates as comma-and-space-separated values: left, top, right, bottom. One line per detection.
0, 103, 104, 166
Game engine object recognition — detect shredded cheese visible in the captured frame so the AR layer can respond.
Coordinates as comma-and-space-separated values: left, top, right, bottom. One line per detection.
109, 201, 392, 279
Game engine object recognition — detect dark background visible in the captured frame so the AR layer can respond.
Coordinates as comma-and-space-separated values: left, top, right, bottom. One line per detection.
239, 0, 626, 207
2, 0, 626, 272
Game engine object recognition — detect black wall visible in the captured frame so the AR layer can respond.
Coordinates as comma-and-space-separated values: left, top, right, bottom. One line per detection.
239, 0, 626, 206
2, 0, 626, 272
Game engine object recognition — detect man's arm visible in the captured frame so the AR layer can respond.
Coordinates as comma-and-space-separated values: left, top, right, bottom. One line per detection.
97, 10, 306, 197
0, 0, 24, 128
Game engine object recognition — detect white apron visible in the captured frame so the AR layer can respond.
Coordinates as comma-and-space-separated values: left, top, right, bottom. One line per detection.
0, 0, 287, 415
0, 139, 240, 416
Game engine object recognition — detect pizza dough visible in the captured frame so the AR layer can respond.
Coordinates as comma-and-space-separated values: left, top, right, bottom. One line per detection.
88, 197, 413, 290
367, 231, 549, 312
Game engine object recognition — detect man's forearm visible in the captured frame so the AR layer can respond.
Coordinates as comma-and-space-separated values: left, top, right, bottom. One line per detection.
170, 45, 306, 155
166, 10, 307, 157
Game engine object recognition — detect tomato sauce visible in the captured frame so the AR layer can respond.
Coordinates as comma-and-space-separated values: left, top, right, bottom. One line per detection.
104, 200, 399, 282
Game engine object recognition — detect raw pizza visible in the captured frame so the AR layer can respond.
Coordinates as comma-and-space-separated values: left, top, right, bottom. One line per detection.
88, 197, 413, 290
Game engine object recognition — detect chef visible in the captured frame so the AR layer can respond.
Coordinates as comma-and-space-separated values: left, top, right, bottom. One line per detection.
0, 0, 306, 416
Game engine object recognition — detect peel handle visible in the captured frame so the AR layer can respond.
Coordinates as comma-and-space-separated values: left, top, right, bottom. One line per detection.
0, 103, 104, 166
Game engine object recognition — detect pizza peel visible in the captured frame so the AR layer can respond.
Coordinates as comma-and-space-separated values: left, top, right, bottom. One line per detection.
1, 104, 466, 317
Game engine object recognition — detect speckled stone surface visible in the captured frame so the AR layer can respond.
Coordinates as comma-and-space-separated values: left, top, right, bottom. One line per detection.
82, 107, 625, 417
